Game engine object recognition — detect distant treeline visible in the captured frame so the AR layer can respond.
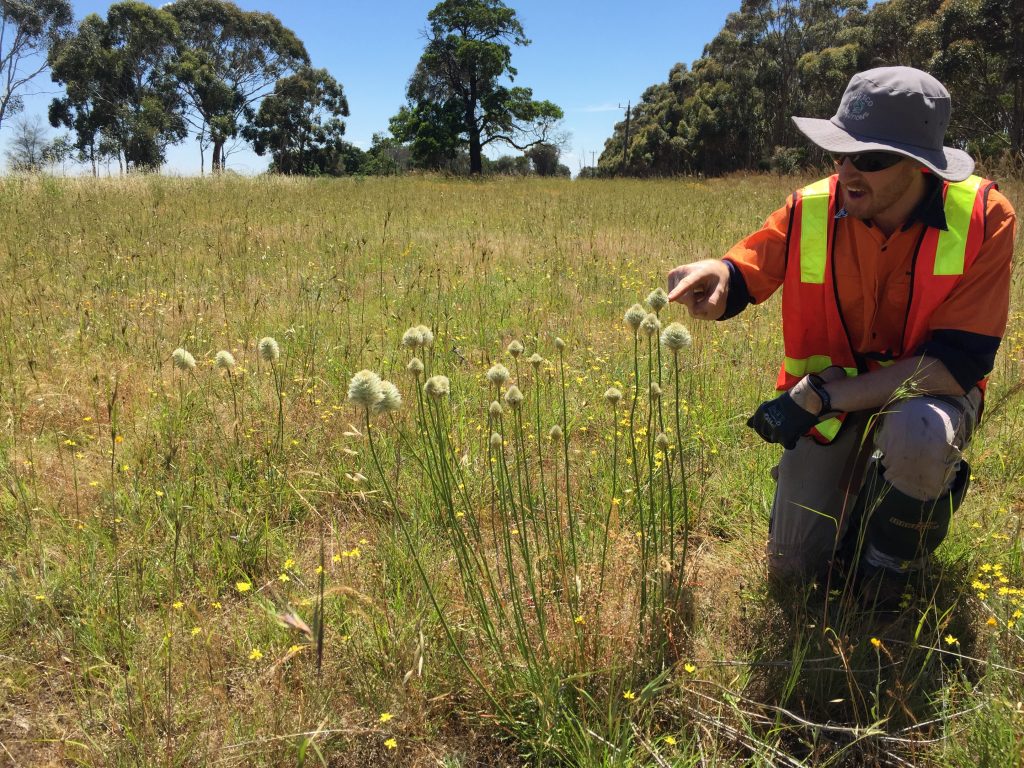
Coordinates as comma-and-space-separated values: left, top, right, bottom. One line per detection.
593, 0, 1022, 178
3, 0, 1019, 178
1, 0, 567, 177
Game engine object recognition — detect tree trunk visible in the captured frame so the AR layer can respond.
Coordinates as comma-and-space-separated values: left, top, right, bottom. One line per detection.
467, 80, 482, 175
212, 138, 225, 173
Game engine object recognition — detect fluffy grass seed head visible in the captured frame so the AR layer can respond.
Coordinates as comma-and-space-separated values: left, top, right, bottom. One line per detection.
424, 375, 450, 399
548, 424, 563, 442
375, 381, 402, 414
348, 370, 384, 410
416, 325, 434, 348
407, 357, 424, 376
489, 400, 503, 418
528, 353, 544, 368
554, 337, 566, 351
655, 432, 671, 452
507, 340, 524, 358
215, 350, 236, 370
401, 327, 423, 349
486, 363, 511, 387
640, 312, 661, 337
258, 336, 280, 362
172, 348, 196, 371
604, 387, 623, 406
646, 287, 669, 314
661, 322, 693, 352
647, 286, 671, 313
503, 384, 524, 410
625, 303, 646, 331
490, 432, 504, 450
650, 382, 662, 401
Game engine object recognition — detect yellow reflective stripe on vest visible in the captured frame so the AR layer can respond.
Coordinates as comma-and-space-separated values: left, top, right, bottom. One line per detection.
934, 175, 983, 276
784, 355, 858, 378
814, 417, 843, 442
799, 178, 832, 284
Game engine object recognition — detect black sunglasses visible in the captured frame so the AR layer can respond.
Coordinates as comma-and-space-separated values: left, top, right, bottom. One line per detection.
831, 151, 904, 173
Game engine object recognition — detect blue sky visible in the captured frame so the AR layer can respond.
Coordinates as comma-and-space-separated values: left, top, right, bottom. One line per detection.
4, 1, 743, 174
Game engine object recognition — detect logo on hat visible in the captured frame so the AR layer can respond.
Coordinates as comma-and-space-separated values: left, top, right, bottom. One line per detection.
844, 94, 873, 121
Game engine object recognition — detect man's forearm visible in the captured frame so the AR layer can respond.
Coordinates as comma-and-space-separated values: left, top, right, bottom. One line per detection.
825, 356, 966, 414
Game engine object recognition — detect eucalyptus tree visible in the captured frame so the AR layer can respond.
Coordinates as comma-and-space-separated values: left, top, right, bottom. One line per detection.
49, 2, 186, 172
244, 66, 349, 175
165, 0, 309, 172
393, 0, 562, 174
0, 0, 73, 133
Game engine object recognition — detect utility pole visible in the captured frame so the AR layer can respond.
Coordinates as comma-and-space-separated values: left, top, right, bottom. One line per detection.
618, 101, 631, 174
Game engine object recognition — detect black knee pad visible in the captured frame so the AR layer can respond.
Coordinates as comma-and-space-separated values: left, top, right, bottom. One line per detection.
865, 461, 970, 562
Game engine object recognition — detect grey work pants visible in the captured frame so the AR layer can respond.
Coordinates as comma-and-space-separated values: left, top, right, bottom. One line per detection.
766, 388, 982, 580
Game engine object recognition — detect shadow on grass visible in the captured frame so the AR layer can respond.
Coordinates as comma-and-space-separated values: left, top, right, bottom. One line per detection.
737, 558, 982, 766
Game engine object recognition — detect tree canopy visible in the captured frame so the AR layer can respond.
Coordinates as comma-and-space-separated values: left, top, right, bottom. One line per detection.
0, 0, 73, 133
48, 2, 186, 172
244, 66, 350, 175
392, 0, 563, 174
166, 0, 309, 172
600, 0, 1022, 176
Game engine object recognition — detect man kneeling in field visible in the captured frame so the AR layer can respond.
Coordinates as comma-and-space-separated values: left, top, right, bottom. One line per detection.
667, 67, 1016, 586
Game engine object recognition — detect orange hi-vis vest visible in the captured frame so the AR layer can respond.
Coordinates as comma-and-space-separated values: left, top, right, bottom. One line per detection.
778, 173, 993, 443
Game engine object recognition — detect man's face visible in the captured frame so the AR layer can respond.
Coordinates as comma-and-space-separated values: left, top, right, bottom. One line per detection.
835, 154, 921, 222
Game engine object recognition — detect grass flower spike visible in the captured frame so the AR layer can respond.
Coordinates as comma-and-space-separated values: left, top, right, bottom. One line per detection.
172, 348, 196, 371
215, 350, 236, 370
503, 385, 524, 410
424, 375, 450, 399
548, 424, 563, 442
625, 303, 646, 331
489, 432, 504, 450
507, 340, 524, 358
349, 370, 384, 410
487, 364, 511, 387
416, 325, 434, 348
528, 353, 544, 368
640, 312, 661, 337
604, 387, 623, 406
401, 327, 423, 349
258, 336, 280, 362
407, 357, 424, 376
375, 381, 402, 414
661, 322, 692, 352
646, 287, 668, 314
489, 400, 503, 418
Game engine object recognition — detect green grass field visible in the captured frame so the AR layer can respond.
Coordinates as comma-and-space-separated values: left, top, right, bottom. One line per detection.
1, 174, 1022, 767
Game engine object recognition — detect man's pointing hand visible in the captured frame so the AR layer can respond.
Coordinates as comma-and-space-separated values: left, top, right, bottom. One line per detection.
667, 259, 730, 320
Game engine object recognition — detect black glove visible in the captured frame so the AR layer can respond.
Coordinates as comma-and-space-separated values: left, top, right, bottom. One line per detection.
747, 390, 820, 449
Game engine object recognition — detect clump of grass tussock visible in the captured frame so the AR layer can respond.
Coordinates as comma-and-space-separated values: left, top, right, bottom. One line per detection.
0, 173, 1021, 766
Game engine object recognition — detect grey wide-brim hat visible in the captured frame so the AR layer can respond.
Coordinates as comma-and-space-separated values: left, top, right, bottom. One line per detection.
792, 66, 975, 182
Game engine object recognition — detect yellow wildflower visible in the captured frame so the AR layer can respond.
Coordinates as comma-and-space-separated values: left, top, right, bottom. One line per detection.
384, 738, 397, 750
622, 690, 635, 701
249, 648, 263, 660
236, 582, 252, 593
378, 712, 393, 723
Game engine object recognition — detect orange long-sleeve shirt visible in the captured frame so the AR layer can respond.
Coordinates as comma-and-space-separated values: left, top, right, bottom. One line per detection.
722, 175, 1016, 389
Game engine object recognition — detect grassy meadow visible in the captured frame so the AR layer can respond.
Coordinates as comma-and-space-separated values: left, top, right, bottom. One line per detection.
0, 173, 1022, 767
